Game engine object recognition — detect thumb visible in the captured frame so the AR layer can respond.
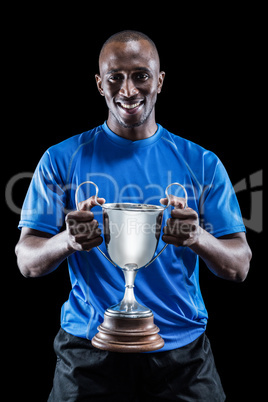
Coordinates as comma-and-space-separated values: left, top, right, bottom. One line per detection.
160, 195, 186, 209
96, 197, 106, 206
78, 196, 106, 211
160, 197, 168, 206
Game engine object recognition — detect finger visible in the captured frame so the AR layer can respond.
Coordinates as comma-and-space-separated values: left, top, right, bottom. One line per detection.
160, 197, 168, 206
66, 210, 94, 223
168, 195, 186, 209
159, 195, 186, 209
71, 227, 102, 244
164, 220, 197, 235
81, 236, 103, 251
171, 208, 198, 220
162, 234, 183, 247
78, 197, 106, 211
69, 219, 99, 236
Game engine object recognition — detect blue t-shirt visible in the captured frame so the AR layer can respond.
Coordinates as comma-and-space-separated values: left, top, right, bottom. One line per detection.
19, 122, 245, 351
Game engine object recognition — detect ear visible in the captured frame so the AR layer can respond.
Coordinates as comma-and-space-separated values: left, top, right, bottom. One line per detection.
95, 74, 104, 96
157, 71, 165, 94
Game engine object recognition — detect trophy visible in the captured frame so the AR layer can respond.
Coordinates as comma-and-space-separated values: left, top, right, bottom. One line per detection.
75, 181, 188, 352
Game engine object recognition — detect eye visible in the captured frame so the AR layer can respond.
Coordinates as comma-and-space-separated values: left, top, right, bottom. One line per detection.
108, 74, 123, 82
135, 73, 149, 81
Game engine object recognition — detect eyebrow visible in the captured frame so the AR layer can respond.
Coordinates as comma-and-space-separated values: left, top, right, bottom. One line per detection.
106, 67, 151, 75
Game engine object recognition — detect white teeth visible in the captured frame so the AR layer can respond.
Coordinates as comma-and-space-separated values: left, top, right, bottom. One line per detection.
120, 102, 141, 109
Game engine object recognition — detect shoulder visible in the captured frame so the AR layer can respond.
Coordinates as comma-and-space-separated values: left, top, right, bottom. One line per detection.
39, 125, 103, 182
161, 126, 221, 178
47, 125, 102, 158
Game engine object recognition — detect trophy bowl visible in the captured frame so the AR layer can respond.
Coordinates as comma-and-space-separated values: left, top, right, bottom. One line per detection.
75, 181, 187, 352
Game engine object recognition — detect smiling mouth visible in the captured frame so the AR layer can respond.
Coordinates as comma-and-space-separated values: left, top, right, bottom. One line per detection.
116, 100, 144, 113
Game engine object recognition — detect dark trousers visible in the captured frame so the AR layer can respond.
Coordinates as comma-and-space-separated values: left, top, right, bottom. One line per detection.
48, 328, 225, 401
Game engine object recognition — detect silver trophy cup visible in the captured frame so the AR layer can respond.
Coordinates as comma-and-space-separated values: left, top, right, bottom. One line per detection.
75, 181, 188, 352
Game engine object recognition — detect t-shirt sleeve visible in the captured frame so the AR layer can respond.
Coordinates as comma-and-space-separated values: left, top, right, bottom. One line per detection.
200, 158, 246, 237
18, 150, 67, 235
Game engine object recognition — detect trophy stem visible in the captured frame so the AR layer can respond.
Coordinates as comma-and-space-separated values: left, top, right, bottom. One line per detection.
123, 263, 138, 284
122, 264, 139, 308
106, 264, 152, 318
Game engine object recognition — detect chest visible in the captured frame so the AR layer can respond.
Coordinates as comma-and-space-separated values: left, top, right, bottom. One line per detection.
68, 141, 200, 213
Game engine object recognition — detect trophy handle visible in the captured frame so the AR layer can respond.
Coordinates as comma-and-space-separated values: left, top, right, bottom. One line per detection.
161, 182, 188, 210
75, 181, 117, 267
145, 182, 188, 268
75, 181, 104, 210
75, 181, 188, 211
75, 181, 188, 269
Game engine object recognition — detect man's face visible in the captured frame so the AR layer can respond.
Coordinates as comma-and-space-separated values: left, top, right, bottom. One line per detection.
96, 40, 165, 132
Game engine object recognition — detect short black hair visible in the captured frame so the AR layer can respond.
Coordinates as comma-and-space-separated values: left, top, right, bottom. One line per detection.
99, 30, 159, 63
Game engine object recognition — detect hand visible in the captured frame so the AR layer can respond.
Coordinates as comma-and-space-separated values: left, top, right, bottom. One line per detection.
65, 196, 105, 252
161, 195, 200, 247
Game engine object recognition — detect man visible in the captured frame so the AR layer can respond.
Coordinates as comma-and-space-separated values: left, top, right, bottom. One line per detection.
16, 31, 252, 401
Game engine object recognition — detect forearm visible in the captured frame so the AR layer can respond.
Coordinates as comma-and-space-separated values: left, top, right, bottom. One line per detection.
16, 204, 104, 278
190, 228, 252, 282
16, 230, 73, 278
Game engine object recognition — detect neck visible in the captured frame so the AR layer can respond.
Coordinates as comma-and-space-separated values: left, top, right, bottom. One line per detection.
107, 111, 158, 141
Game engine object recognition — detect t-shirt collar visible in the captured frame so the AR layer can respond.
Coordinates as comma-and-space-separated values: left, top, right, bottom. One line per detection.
102, 121, 163, 148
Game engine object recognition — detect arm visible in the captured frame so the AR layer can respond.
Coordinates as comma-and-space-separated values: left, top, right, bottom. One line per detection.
161, 196, 252, 282
189, 231, 251, 282
15, 228, 74, 278
15, 197, 105, 278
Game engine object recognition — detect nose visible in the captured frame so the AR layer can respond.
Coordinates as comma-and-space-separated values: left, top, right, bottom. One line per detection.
119, 78, 139, 97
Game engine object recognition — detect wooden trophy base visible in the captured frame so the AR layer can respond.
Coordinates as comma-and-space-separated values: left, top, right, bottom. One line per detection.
91, 313, 164, 353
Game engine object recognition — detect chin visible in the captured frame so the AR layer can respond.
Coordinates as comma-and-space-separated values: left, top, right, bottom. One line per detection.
116, 112, 152, 129
119, 120, 145, 129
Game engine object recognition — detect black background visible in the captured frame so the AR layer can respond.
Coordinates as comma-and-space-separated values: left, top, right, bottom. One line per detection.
4, 6, 264, 401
